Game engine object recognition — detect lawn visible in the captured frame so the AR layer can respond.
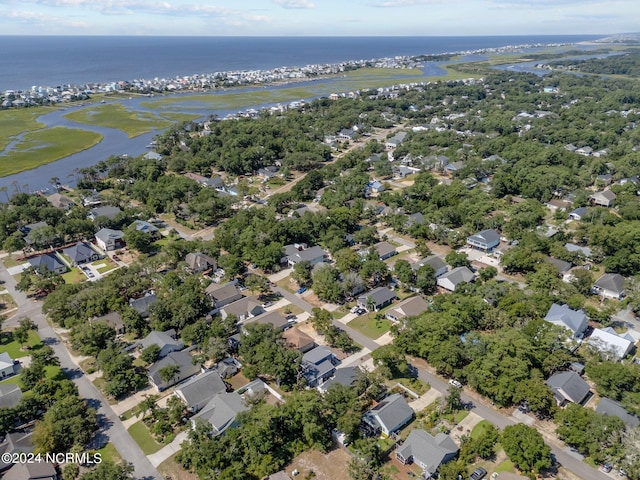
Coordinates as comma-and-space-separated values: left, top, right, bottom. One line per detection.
62, 268, 86, 284
0, 255, 24, 269
0, 329, 42, 358
0, 126, 102, 177
128, 421, 169, 455
347, 314, 392, 339
92, 258, 117, 274
470, 419, 493, 440
64, 103, 199, 138
0, 365, 62, 389
95, 442, 122, 464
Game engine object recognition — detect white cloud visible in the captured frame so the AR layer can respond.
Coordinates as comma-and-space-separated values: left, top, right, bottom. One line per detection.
370, 0, 446, 7
273, 0, 314, 8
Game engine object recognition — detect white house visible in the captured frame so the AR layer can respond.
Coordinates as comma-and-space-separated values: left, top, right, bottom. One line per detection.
437, 266, 475, 292
0, 353, 16, 379
588, 327, 635, 361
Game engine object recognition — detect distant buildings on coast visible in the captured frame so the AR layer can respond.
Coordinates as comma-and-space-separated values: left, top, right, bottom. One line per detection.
0, 42, 573, 109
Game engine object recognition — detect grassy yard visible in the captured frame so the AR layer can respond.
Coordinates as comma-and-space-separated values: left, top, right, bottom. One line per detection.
0, 329, 41, 358
0, 255, 24, 269
348, 314, 392, 339
470, 419, 493, 440
0, 293, 17, 312
95, 442, 122, 464
92, 258, 118, 274
0, 126, 102, 177
62, 268, 86, 284
64, 103, 199, 138
128, 421, 170, 455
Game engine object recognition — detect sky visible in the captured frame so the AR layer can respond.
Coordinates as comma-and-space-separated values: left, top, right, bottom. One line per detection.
0, 0, 637, 36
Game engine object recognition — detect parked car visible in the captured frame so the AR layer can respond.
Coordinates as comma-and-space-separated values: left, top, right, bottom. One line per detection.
350, 306, 359, 314
469, 467, 487, 480
297, 287, 307, 294
286, 314, 297, 321
449, 379, 462, 388
601, 464, 612, 473
87, 271, 95, 278
262, 301, 272, 308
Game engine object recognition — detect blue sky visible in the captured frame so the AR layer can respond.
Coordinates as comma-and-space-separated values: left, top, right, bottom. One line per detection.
0, 0, 636, 36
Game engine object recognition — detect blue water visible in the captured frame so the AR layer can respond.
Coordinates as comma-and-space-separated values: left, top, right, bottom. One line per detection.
0, 35, 602, 92
0, 35, 605, 193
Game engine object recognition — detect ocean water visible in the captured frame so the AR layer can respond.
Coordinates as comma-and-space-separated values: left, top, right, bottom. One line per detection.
0, 35, 603, 92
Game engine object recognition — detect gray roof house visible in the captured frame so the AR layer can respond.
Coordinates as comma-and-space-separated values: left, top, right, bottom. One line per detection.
357, 287, 397, 311
363, 393, 414, 436
139, 330, 184, 359
0, 384, 22, 409
395, 429, 458, 476
242, 311, 288, 331
63, 242, 101, 265
174, 370, 227, 413
373, 241, 397, 260
318, 366, 361, 394
0, 353, 16, 379
546, 371, 591, 406
385, 131, 407, 149
569, 206, 588, 221
27, 253, 67, 275
46, 192, 75, 210
95, 228, 124, 251
593, 273, 626, 300
185, 252, 217, 273
89, 205, 122, 221
544, 303, 588, 339
148, 350, 201, 392
466, 229, 500, 252
412, 255, 448, 277
0, 431, 35, 471
191, 392, 249, 435
545, 257, 573, 276
131, 220, 160, 239
437, 266, 475, 292
302, 346, 339, 388
205, 282, 244, 308
283, 244, 328, 267
3, 462, 57, 480
129, 292, 158, 318
94, 312, 125, 335
591, 189, 617, 207
219, 296, 265, 322
596, 397, 640, 428
385, 296, 430, 323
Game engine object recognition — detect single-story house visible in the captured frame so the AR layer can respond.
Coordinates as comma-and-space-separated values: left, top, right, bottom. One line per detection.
302, 346, 339, 388
185, 252, 217, 273
0, 384, 22, 409
385, 296, 430, 323
27, 253, 67, 275
0, 431, 35, 472
564, 243, 592, 258
93, 312, 125, 335
569, 206, 588, 221
214, 357, 240, 379
131, 220, 161, 240
368, 180, 385, 194
2, 462, 57, 480
283, 328, 316, 353
88, 205, 121, 221
546, 371, 591, 406
205, 282, 244, 308
395, 429, 458, 477
596, 397, 640, 428
46, 192, 75, 210
590, 189, 616, 207
318, 366, 361, 394
283, 244, 328, 267
593, 273, 626, 300
242, 311, 288, 332
148, 350, 201, 392
63, 242, 101, 265
545, 257, 573, 276
588, 327, 635, 361
437, 266, 475, 292
466, 229, 500, 252
357, 287, 397, 311
95, 228, 125, 251
373, 241, 397, 261
174, 370, 227, 413
544, 303, 588, 339
363, 393, 414, 437
219, 296, 265, 322
138, 330, 184, 359
412, 255, 448, 277
21, 221, 50, 247
129, 292, 158, 318
0, 353, 16, 379
446, 161, 465, 173
191, 392, 248, 435
385, 131, 407, 149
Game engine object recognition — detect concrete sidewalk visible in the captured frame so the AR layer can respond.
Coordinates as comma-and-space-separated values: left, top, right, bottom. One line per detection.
147, 431, 188, 467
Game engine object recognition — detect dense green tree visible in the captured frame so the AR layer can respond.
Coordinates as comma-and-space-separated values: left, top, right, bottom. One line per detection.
501, 424, 551, 474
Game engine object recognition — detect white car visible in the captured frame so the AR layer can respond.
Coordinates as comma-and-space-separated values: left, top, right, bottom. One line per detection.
448, 379, 462, 388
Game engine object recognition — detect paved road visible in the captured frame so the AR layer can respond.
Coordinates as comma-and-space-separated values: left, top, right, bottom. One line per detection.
0, 260, 161, 480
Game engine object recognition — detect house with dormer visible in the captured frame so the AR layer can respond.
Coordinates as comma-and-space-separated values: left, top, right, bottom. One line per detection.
544, 303, 588, 339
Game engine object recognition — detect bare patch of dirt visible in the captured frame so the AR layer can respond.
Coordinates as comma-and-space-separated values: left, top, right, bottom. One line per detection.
286, 447, 352, 480
157, 453, 200, 480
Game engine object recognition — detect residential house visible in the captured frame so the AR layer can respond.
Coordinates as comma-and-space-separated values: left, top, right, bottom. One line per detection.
257, 166, 278, 181
63, 242, 101, 265
0, 432, 35, 471
385, 296, 430, 323
446, 161, 465, 173
205, 282, 244, 309
148, 350, 201, 392
545, 257, 573, 276
338, 128, 355, 141
385, 131, 407, 149
588, 327, 635, 361
131, 220, 161, 240
95, 228, 125, 251
395, 429, 458, 477
283, 244, 328, 267
593, 273, 626, 300
27, 253, 67, 275
0, 353, 16, 379
569, 206, 588, 221
129, 292, 158, 318
546, 371, 591, 406
590, 189, 617, 207
596, 397, 640, 428
93, 312, 125, 335
564, 243, 592, 259
373, 241, 397, 261
437, 266, 475, 292
263, 471, 292, 480
576, 146, 593, 156
318, 366, 361, 394
88, 205, 121, 221
138, 330, 184, 359
288, 206, 311, 218
174, 370, 227, 413
143, 151, 162, 161
219, 296, 265, 322
2, 462, 57, 480
185, 252, 217, 273
367, 180, 385, 194
596, 173, 613, 186
544, 303, 588, 339
357, 287, 397, 311
412, 255, 448, 277
363, 393, 414, 436
406, 212, 424, 226
546, 199, 572, 212
191, 392, 248, 435
21, 221, 52, 247
46, 192, 75, 210
466, 229, 500, 252
214, 357, 240, 379
282, 328, 316, 353
0, 384, 22, 409
302, 346, 339, 388
242, 311, 288, 331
